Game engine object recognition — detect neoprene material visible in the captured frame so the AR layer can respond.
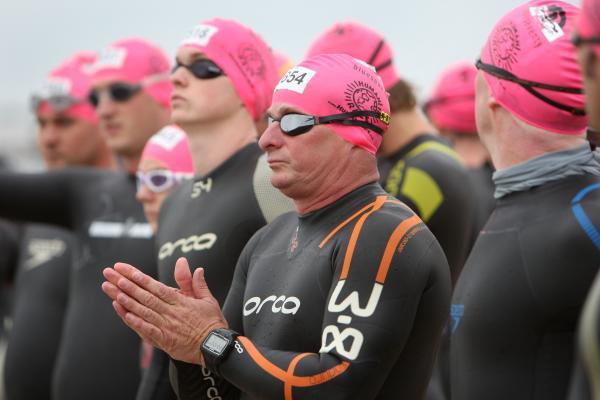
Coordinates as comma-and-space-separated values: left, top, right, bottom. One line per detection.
171, 183, 451, 399
136, 143, 294, 400
0, 168, 157, 400
451, 174, 600, 400
379, 134, 476, 287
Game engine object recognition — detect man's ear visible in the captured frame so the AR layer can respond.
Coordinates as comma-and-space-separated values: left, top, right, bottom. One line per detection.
583, 49, 598, 80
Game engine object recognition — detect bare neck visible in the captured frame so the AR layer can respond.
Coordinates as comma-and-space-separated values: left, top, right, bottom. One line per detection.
379, 108, 438, 157
483, 116, 587, 170
91, 146, 117, 171
294, 153, 379, 215
180, 111, 258, 176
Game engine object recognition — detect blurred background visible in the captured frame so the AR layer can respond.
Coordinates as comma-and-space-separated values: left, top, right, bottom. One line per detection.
0, 0, 580, 170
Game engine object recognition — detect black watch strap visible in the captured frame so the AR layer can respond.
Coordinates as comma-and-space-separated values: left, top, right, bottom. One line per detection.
201, 328, 239, 375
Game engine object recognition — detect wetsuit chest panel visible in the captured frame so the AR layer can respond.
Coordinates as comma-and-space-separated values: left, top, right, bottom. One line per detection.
156, 144, 267, 305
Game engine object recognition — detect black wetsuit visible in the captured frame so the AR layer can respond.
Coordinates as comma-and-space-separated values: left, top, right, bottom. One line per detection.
4, 224, 73, 400
467, 162, 495, 247
451, 174, 600, 400
170, 183, 451, 400
0, 168, 156, 400
137, 143, 294, 400
379, 134, 475, 287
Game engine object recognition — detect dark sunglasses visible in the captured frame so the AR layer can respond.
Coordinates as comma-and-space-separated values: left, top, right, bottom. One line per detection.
30, 94, 81, 113
571, 33, 600, 48
136, 170, 191, 194
172, 59, 224, 80
88, 82, 142, 108
475, 59, 586, 116
268, 110, 390, 136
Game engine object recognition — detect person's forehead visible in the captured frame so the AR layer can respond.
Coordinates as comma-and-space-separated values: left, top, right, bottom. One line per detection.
267, 102, 308, 117
175, 46, 208, 63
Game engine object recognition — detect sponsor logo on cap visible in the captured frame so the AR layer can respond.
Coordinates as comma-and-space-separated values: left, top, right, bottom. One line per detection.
276, 66, 316, 94
491, 22, 521, 70
237, 44, 266, 79
530, 5, 566, 43
181, 24, 219, 47
89, 47, 127, 72
149, 126, 186, 151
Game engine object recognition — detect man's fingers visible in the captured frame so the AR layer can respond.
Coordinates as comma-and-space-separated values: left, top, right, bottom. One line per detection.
113, 300, 129, 320
101, 281, 122, 301
115, 263, 180, 305
123, 312, 165, 347
174, 257, 194, 297
103, 267, 125, 286
192, 268, 215, 300
115, 291, 165, 327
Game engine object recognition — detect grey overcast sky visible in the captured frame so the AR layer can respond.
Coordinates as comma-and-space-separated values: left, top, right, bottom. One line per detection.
0, 0, 580, 106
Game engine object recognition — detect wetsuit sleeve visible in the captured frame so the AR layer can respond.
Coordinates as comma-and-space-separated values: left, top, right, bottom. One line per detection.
197, 212, 450, 399
136, 348, 177, 400
0, 170, 77, 229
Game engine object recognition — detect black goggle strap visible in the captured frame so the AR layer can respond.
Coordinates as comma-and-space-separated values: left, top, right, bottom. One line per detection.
571, 33, 600, 47
318, 110, 390, 136
476, 59, 586, 116
367, 39, 393, 73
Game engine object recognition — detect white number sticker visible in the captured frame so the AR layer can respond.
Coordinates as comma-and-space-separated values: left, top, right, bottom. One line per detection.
275, 66, 316, 94
181, 24, 219, 47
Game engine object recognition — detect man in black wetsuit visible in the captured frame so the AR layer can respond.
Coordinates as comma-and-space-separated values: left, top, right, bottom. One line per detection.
425, 61, 495, 243
305, 21, 475, 288
451, 2, 600, 399
3, 51, 115, 400
0, 38, 171, 400
103, 53, 451, 400
567, 0, 600, 398
135, 19, 294, 400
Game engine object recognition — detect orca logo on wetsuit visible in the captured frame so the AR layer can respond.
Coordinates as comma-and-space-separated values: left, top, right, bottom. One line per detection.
25, 238, 67, 270
201, 367, 222, 400
243, 295, 301, 316
158, 233, 217, 260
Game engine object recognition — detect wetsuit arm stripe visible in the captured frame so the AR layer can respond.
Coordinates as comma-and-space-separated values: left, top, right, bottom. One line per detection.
238, 337, 350, 388
319, 200, 379, 248
376, 215, 422, 283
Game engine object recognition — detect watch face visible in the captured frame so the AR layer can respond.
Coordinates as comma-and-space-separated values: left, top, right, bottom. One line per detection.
204, 333, 229, 355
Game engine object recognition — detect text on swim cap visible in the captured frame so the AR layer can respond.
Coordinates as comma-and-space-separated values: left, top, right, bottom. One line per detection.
39, 78, 72, 98
181, 24, 219, 48
530, 5, 565, 43
149, 126, 186, 151
89, 47, 127, 72
275, 66, 316, 94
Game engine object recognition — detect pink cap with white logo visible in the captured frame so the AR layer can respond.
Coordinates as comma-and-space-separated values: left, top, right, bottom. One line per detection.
272, 53, 390, 154
427, 61, 477, 134
141, 125, 194, 175
178, 18, 278, 121
480, 0, 587, 135
306, 21, 401, 90
34, 52, 98, 123
89, 38, 172, 109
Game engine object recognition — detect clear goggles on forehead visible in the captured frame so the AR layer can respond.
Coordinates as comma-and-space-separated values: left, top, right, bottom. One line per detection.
30, 93, 82, 113
268, 110, 390, 136
136, 169, 192, 193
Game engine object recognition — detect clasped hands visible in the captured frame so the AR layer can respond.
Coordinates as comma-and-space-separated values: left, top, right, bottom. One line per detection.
101, 257, 227, 366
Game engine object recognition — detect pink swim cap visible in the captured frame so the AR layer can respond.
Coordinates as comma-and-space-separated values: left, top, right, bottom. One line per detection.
272, 53, 391, 154
178, 18, 278, 121
141, 125, 194, 175
578, 0, 600, 54
33, 52, 98, 123
306, 21, 401, 90
426, 61, 477, 134
480, 0, 587, 135
89, 38, 172, 109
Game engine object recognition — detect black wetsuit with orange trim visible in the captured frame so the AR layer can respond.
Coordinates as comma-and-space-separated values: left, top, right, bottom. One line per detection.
451, 174, 600, 400
171, 183, 451, 400
379, 134, 474, 286
137, 143, 294, 400
0, 168, 156, 400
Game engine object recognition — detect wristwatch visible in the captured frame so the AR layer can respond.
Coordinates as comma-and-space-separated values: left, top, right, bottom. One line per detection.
201, 328, 239, 374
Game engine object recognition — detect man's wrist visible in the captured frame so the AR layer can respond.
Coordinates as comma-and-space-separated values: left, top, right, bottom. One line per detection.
200, 328, 239, 375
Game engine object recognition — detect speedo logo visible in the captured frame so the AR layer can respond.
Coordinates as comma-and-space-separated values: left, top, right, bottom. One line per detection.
158, 233, 217, 260
25, 238, 67, 270
243, 295, 301, 316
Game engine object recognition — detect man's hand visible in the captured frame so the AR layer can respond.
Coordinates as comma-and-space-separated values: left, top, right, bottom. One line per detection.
101, 258, 227, 365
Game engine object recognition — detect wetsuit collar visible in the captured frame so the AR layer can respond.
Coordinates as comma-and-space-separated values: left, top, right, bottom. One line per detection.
493, 144, 600, 199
